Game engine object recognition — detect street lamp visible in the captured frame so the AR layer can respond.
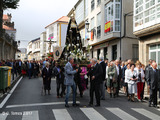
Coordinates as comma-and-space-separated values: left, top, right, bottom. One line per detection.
17, 40, 20, 47
85, 21, 96, 36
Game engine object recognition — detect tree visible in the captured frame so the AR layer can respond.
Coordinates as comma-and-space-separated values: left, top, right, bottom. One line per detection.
0, 0, 20, 38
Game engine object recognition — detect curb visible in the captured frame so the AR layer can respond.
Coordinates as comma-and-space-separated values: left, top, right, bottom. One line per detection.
0, 75, 22, 103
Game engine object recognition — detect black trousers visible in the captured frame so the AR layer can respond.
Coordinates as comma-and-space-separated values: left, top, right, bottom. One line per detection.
149, 88, 157, 106
57, 81, 65, 96
116, 76, 120, 95
90, 82, 100, 105
76, 82, 83, 96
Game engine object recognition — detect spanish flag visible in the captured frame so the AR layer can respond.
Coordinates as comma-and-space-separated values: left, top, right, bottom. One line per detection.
105, 21, 111, 33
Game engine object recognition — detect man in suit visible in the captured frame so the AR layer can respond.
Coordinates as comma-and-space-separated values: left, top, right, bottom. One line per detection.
89, 58, 103, 107
115, 60, 122, 97
28, 60, 33, 79
145, 59, 152, 79
53, 62, 65, 98
146, 61, 159, 108
64, 57, 78, 108
99, 57, 106, 100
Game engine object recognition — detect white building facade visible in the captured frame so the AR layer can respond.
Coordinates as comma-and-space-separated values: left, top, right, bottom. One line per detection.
133, 0, 160, 68
45, 16, 69, 54
40, 32, 47, 59
15, 48, 27, 61
27, 38, 40, 61
82, 0, 139, 61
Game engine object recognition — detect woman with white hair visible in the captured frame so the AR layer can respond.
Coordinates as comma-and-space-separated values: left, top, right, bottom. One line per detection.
42, 62, 52, 95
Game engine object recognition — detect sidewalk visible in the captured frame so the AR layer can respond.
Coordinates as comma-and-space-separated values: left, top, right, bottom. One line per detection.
0, 74, 21, 100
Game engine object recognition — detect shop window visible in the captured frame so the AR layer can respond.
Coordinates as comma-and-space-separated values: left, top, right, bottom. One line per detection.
150, 52, 156, 61
150, 45, 156, 50
158, 51, 160, 68
112, 45, 117, 60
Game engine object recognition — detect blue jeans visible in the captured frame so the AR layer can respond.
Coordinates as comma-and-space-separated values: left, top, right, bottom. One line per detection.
65, 82, 76, 105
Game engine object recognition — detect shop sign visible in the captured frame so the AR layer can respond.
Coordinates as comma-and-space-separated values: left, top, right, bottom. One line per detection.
94, 43, 109, 50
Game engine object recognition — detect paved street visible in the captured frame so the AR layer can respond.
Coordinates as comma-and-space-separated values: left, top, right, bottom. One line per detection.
0, 77, 160, 120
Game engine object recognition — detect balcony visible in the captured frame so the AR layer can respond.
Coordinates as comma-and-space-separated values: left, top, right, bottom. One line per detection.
1, 30, 18, 49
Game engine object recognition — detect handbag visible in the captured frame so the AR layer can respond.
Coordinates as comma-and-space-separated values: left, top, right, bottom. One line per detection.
112, 77, 116, 83
84, 74, 88, 79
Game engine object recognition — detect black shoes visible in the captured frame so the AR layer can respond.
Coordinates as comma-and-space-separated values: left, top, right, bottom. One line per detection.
88, 103, 100, 107
88, 103, 93, 107
101, 98, 105, 100
72, 103, 79, 107
153, 105, 159, 108
65, 104, 69, 108
95, 104, 100, 107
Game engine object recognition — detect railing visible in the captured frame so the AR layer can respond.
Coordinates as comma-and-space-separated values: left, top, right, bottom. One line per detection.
2, 30, 18, 48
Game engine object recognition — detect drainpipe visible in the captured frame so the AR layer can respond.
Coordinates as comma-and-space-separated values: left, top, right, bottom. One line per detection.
119, 0, 122, 61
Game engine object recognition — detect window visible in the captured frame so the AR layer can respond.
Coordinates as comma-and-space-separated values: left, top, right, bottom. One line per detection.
132, 44, 139, 62
97, 0, 101, 6
104, 47, 108, 60
97, 49, 100, 60
104, 0, 120, 33
112, 45, 117, 60
149, 44, 160, 68
91, 0, 95, 11
115, 20, 120, 31
97, 12, 101, 38
91, 17, 95, 30
75, 0, 84, 24
85, 0, 89, 17
115, 4, 120, 19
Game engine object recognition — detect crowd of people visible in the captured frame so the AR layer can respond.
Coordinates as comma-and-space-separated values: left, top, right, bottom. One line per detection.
1, 57, 160, 108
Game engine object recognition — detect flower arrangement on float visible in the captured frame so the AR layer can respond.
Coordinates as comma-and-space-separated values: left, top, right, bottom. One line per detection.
47, 52, 54, 58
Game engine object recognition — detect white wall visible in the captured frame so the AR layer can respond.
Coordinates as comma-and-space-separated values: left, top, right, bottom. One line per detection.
61, 24, 68, 47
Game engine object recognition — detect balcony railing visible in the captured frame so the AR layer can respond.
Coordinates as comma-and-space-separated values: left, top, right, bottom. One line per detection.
2, 29, 18, 48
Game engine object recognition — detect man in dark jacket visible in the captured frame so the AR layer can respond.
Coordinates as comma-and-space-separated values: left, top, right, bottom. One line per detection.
99, 57, 106, 100
115, 60, 122, 97
89, 58, 103, 107
145, 59, 152, 79
146, 61, 159, 108
53, 62, 65, 98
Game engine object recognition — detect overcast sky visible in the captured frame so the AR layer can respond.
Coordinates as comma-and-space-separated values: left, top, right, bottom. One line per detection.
4, 0, 78, 48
